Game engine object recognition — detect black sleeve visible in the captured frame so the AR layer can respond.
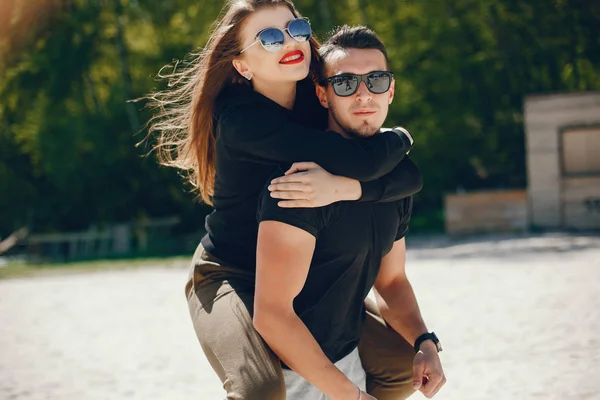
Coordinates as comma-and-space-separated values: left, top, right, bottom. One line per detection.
217, 102, 412, 182
359, 156, 423, 202
257, 175, 330, 238
395, 197, 414, 241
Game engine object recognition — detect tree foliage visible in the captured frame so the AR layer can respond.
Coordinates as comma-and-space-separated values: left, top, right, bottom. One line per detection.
1, 0, 599, 237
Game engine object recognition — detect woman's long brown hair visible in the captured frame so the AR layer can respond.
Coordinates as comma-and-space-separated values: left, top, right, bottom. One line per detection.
145, 0, 321, 205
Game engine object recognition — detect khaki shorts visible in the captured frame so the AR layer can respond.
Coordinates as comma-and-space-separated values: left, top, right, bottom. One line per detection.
185, 244, 416, 400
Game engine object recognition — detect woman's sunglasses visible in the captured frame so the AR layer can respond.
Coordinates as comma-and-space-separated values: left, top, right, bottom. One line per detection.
323, 71, 394, 97
239, 17, 312, 54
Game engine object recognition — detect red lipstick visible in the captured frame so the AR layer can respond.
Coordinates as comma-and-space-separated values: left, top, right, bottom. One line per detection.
279, 50, 304, 65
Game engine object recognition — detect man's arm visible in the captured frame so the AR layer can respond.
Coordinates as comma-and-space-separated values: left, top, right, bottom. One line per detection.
374, 238, 446, 398
373, 238, 428, 345
254, 221, 360, 400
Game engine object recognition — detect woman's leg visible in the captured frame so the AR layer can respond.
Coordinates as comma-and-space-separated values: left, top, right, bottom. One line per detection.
185, 246, 285, 400
358, 297, 416, 400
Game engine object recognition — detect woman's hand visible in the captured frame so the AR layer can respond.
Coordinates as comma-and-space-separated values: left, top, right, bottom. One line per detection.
268, 162, 362, 208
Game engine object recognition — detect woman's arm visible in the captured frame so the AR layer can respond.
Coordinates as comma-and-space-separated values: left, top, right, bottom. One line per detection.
254, 221, 361, 400
359, 155, 423, 202
218, 100, 412, 181
268, 156, 423, 207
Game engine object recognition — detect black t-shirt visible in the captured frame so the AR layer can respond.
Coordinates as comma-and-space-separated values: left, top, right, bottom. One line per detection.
257, 169, 413, 365
201, 80, 419, 270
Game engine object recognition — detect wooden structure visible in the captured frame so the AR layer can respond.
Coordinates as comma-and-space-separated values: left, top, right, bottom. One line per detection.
445, 91, 600, 236
524, 91, 600, 230
445, 190, 528, 236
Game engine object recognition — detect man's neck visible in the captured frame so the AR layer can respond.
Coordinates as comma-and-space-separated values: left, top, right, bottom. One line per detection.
251, 79, 297, 110
328, 126, 351, 139
327, 117, 352, 139
327, 117, 382, 140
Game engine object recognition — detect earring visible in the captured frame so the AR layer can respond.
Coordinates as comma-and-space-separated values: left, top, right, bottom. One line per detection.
245, 73, 252, 81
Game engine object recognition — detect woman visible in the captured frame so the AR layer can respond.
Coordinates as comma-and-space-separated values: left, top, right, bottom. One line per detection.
148, 1, 421, 399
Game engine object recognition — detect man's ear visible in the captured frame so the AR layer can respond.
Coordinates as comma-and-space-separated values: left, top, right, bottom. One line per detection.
232, 59, 252, 79
316, 84, 329, 109
388, 78, 395, 105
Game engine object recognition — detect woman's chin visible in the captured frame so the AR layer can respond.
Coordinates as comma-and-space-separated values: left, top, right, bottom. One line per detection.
288, 68, 311, 82
276, 63, 310, 82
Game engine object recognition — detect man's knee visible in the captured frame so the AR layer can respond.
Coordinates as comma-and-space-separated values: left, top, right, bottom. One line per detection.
359, 299, 416, 399
361, 338, 415, 399
233, 375, 286, 400
367, 378, 416, 400
380, 356, 413, 382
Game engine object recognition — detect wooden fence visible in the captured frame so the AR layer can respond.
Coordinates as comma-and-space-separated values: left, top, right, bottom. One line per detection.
17, 217, 183, 262
444, 190, 529, 236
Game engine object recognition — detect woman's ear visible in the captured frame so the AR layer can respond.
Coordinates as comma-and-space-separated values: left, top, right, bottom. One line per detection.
232, 59, 252, 80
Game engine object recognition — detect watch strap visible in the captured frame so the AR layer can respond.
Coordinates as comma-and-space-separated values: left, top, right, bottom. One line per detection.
391, 126, 413, 151
414, 332, 441, 353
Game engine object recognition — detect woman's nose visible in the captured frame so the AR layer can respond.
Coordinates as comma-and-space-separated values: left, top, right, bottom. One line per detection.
282, 29, 296, 50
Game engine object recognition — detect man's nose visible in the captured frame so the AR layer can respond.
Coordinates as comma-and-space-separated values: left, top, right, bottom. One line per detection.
355, 81, 372, 101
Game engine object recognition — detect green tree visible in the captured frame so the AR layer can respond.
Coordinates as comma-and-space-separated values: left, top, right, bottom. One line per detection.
1, 0, 599, 238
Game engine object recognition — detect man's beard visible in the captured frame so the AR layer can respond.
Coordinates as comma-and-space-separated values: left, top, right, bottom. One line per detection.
330, 104, 380, 139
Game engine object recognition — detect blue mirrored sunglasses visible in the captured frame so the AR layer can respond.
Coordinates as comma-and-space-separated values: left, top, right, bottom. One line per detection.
240, 17, 312, 54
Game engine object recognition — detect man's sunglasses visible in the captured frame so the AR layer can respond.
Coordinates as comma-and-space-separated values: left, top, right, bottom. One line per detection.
240, 17, 312, 54
322, 71, 394, 97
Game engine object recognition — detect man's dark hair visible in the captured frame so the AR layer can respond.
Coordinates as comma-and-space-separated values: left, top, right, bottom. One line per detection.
318, 25, 390, 83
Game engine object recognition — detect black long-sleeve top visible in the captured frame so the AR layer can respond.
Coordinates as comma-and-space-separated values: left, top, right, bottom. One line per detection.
200, 79, 422, 270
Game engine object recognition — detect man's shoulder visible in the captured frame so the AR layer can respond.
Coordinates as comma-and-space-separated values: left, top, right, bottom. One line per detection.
393, 195, 414, 214
257, 171, 336, 237
259, 183, 338, 218
361, 196, 413, 226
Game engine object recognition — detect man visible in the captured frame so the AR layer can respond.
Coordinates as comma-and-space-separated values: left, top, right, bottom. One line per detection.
254, 25, 446, 400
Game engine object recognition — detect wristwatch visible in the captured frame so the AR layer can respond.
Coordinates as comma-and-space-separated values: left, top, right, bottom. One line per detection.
414, 332, 442, 353
391, 126, 414, 149
394, 126, 414, 146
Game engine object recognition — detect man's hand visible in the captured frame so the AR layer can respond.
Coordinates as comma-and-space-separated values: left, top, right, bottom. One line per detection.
412, 341, 446, 398
268, 162, 361, 208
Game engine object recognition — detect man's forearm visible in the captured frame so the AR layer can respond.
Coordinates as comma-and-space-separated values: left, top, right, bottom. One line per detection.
374, 278, 428, 346
254, 308, 358, 400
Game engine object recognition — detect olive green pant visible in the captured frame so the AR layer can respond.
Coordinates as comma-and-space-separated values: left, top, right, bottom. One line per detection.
185, 245, 416, 399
